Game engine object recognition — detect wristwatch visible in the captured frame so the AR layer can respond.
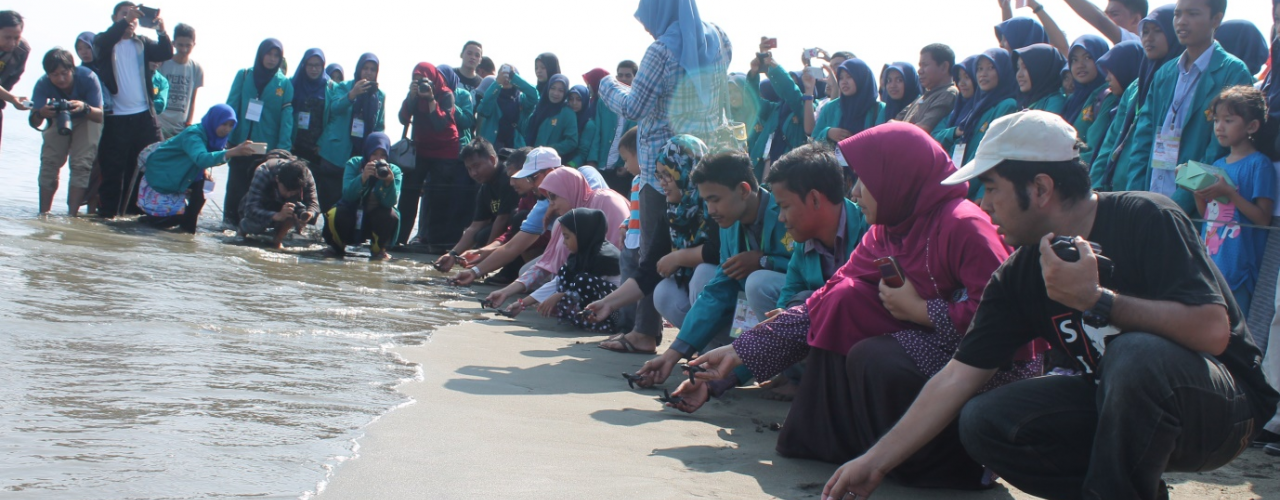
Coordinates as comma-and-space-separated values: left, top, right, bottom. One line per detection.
759, 256, 770, 269
1083, 288, 1115, 328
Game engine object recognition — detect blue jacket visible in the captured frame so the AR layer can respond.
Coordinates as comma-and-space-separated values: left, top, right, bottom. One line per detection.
778, 199, 868, 309
670, 189, 795, 356
1124, 43, 1254, 214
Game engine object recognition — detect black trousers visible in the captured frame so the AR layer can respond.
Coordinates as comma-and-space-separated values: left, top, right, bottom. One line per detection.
960, 332, 1259, 500
311, 158, 345, 214
777, 336, 987, 490
222, 154, 265, 226
403, 156, 475, 247
324, 205, 400, 254
98, 112, 161, 217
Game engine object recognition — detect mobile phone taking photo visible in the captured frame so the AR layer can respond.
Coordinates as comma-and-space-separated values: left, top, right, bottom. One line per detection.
137, 5, 160, 28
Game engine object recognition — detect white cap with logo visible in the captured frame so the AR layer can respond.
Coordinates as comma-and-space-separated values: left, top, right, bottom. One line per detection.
942, 110, 1081, 186
512, 147, 562, 179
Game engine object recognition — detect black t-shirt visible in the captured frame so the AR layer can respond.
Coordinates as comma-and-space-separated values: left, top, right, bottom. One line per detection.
473, 169, 519, 222
955, 192, 1278, 416
457, 73, 482, 94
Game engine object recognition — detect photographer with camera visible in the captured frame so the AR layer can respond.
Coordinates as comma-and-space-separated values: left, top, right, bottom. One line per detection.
28, 48, 104, 215
0, 10, 31, 154
822, 111, 1277, 500
323, 132, 402, 261
93, 1, 174, 218
396, 62, 468, 251
238, 150, 319, 249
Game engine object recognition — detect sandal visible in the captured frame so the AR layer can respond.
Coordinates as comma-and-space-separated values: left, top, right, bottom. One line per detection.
598, 337, 657, 355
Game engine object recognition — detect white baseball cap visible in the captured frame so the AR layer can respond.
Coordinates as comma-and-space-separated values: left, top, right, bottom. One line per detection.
942, 110, 1080, 185
512, 147, 562, 179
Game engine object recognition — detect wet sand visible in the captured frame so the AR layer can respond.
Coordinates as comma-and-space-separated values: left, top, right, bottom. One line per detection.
319, 266, 1279, 499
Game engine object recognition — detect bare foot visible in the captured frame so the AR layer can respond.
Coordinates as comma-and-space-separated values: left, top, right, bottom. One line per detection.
369, 251, 392, 262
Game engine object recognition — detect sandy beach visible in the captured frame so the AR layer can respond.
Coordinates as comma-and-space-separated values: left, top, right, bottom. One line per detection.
319, 275, 1280, 499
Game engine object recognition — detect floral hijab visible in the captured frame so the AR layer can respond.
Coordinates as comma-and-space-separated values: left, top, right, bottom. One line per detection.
657, 134, 712, 284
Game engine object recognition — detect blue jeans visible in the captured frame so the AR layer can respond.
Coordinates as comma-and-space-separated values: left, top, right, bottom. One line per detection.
960, 332, 1258, 500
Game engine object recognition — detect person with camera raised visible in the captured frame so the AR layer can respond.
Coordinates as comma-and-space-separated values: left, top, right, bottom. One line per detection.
822, 111, 1277, 500
396, 62, 466, 251
29, 48, 103, 216
323, 132, 402, 261
238, 149, 319, 249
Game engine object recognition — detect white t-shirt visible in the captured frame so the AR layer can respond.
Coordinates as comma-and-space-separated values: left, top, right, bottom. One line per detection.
157, 59, 204, 136
1120, 28, 1141, 45
111, 39, 148, 115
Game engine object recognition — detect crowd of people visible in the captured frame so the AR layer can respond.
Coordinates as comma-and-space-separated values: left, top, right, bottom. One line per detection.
5, 0, 1280, 498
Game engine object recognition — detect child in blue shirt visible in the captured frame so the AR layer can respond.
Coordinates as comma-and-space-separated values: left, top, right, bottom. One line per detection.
1193, 85, 1276, 316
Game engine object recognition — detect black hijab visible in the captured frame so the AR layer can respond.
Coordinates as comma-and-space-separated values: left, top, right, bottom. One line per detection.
535, 53, 561, 97
253, 39, 283, 95
559, 208, 621, 277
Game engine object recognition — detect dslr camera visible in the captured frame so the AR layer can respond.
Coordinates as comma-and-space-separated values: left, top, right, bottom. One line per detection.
291, 201, 307, 216
373, 159, 391, 178
50, 99, 74, 136
1050, 236, 1114, 277
417, 77, 432, 94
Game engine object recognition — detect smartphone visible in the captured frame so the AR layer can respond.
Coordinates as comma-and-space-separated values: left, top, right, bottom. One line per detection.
248, 142, 267, 155
874, 256, 905, 288
804, 66, 825, 80
763, 38, 778, 50
499, 64, 512, 77
803, 48, 821, 59
1015, 0, 1029, 7
137, 5, 160, 28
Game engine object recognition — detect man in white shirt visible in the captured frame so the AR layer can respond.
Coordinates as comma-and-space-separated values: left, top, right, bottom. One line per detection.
1061, 0, 1148, 44
93, 1, 173, 218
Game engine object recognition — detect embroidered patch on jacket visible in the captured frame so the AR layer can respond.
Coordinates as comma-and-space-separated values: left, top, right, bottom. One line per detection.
551, 118, 558, 126
781, 233, 795, 252
276, 88, 285, 97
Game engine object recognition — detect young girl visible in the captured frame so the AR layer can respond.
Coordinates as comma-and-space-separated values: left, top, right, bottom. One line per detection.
524, 74, 578, 158
879, 62, 921, 121
535, 208, 623, 332
318, 53, 385, 173
932, 55, 978, 161
1194, 86, 1276, 317
138, 104, 255, 233
1012, 43, 1066, 114
810, 59, 886, 147
1063, 35, 1114, 164
565, 84, 595, 166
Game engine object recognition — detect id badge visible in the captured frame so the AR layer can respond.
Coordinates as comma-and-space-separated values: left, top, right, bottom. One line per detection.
297, 111, 311, 130
350, 118, 366, 138
355, 209, 364, 231
1150, 131, 1181, 197
952, 141, 968, 165
245, 98, 264, 123
203, 180, 216, 194
729, 293, 760, 338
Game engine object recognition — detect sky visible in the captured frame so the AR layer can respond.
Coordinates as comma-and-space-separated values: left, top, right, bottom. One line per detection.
5, 0, 1278, 119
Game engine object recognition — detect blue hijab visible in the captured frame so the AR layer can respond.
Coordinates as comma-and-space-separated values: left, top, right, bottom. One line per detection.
1062, 35, 1110, 122
201, 104, 237, 151
1094, 41, 1144, 117
353, 53, 381, 141
363, 131, 391, 159
634, 0, 724, 101
995, 17, 1049, 52
879, 62, 922, 121
252, 39, 283, 95
437, 64, 463, 94
326, 63, 344, 82
1216, 20, 1269, 75
1136, 5, 1185, 108
291, 48, 329, 109
948, 55, 980, 128
75, 31, 95, 68
964, 48, 1017, 140
757, 78, 792, 160
526, 74, 570, 143
837, 58, 878, 134
1013, 43, 1067, 110
569, 84, 592, 136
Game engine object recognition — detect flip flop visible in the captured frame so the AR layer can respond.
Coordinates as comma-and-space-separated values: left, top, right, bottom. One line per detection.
598, 337, 657, 355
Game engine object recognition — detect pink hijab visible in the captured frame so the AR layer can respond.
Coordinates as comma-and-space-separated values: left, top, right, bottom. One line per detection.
807, 123, 1037, 361
534, 168, 630, 277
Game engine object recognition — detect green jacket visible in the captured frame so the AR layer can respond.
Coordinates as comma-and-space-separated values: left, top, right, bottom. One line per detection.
1088, 81, 1140, 190
933, 98, 1019, 167
524, 105, 578, 158
583, 99, 637, 168
671, 189, 794, 356
812, 98, 888, 146
227, 67, 295, 152
151, 71, 169, 115
143, 125, 227, 194
1027, 92, 1066, 114
1076, 87, 1120, 166
747, 65, 810, 167
478, 72, 539, 147
568, 118, 598, 167
341, 155, 403, 247
1125, 44, 1254, 214
778, 199, 868, 309
455, 87, 476, 145
319, 80, 386, 167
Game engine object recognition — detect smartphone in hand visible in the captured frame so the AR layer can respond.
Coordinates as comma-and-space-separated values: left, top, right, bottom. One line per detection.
138, 5, 160, 28
874, 256, 905, 288
763, 38, 778, 50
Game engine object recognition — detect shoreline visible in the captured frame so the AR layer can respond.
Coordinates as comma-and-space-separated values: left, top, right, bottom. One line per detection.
317, 265, 1278, 499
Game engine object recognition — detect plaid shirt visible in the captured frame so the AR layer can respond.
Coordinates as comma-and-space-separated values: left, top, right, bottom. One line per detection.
600, 23, 732, 192
239, 159, 320, 229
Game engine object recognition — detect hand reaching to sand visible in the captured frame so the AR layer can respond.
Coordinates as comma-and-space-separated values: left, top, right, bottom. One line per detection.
668, 379, 709, 413
634, 349, 682, 388
689, 345, 744, 382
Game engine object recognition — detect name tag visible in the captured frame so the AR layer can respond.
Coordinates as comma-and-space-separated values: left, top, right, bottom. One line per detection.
952, 141, 968, 165
245, 98, 264, 122
351, 118, 366, 138
1150, 131, 1180, 197
297, 111, 311, 130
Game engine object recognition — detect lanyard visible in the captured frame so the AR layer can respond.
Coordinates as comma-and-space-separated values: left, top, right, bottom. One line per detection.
1168, 67, 1203, 132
